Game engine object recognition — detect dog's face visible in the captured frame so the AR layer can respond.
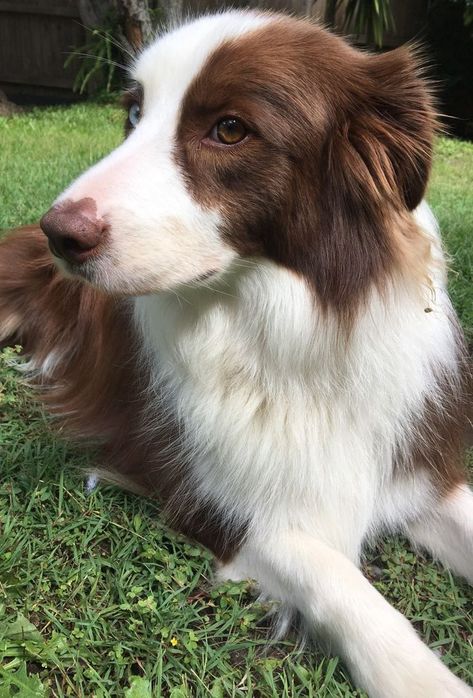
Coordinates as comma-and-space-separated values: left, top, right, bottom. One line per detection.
41, 11, 436, 308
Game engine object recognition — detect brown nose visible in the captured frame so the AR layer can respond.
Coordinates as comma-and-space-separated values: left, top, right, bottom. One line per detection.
40, 198, 106, 265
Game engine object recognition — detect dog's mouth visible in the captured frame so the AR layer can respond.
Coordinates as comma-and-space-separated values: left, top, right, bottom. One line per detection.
48, 238, 95, 266
50, 250, 100, 286
51, 242, 226, 298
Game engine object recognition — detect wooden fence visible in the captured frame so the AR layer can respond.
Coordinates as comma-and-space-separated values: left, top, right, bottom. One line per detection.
0, 0, 85, 102
0, 0, 428, 102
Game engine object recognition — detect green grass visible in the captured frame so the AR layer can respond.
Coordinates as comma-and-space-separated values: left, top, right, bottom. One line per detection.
427, 137, 473, 342
0, 105, 472, 697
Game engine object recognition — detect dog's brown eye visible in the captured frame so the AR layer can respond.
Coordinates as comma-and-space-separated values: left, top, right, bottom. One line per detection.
212, 118, 247, 145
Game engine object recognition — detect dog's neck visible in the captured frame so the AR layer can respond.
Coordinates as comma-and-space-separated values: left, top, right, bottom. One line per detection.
133, 248, 450, 395
135, 259, 336, 383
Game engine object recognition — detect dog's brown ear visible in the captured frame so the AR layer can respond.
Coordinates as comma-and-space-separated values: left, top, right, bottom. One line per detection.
308, 47, 436, 316
353, 45, 437, 211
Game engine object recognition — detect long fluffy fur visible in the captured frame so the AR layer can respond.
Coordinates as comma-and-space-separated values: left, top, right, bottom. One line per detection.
1, 11, 472, 697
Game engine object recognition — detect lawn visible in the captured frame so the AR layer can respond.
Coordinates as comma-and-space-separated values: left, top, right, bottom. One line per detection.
0, 105, 472, 697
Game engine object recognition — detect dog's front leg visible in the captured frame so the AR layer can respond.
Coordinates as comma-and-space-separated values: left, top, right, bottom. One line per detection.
219, 530, 472, 698
405, 483, 473, 585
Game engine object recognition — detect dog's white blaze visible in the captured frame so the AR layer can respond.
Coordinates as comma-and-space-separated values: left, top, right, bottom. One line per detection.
133, 11, 269, 106
54, 12, 269, 294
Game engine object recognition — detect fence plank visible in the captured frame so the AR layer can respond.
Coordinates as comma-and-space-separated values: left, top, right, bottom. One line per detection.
0, 1, 81, 18
0, 5, 84, 96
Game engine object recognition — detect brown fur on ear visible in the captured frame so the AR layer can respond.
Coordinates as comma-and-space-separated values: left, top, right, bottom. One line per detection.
351, 45, 437, 211
307, 44, 437, 317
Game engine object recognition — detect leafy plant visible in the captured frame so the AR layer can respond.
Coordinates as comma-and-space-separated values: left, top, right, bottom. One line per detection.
65, 25, 130, 95
65, 1, 165, 96
0, 663, 45, 697
449, 0, 473, 27
343, 0, 394, 47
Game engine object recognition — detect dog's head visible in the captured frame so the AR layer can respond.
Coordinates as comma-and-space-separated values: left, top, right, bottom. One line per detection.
40, 11, 436, 312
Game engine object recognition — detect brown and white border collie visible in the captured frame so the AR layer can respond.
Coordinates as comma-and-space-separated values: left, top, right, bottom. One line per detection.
0, 11, 472, 697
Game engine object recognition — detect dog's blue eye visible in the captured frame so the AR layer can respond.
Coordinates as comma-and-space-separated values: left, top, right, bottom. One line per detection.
128, 102, 141, 128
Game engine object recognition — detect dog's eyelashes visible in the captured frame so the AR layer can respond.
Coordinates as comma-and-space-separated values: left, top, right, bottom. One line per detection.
210, 117, 248, 145
128, 102, 141, 128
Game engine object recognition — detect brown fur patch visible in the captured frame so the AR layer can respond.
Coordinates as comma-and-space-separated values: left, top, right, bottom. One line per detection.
175, 17, 437, 323
0, 226, 246, 561
397, 324, 472, 491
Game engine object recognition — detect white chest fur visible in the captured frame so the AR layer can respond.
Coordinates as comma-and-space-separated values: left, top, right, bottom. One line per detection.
133, 204, 460, 561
